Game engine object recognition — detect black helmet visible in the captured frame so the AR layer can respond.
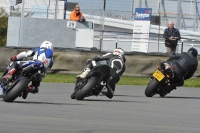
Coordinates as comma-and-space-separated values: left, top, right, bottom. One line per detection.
188, 47, 198, 57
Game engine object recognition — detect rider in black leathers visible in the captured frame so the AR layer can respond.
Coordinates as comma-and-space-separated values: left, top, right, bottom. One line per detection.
76, 48, 126, 99
165, 47, 198, 88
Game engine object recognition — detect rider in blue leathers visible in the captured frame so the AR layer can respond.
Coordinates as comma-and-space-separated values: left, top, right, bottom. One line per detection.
2, 41, 54, 99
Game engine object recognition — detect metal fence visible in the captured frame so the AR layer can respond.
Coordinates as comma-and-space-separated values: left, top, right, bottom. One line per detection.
1, 0, 200, 53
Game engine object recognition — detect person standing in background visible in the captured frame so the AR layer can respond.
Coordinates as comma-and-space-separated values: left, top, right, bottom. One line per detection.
70, 5, 85, 21
163, 21, 181, 55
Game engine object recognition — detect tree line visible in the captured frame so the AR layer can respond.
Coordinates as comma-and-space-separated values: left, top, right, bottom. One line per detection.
0, 7, 8, 47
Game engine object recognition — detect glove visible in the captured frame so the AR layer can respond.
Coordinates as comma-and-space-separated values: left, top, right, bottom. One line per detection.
10, 55, 17, 61
78, 16, 85, 22
86, 59, 92, 65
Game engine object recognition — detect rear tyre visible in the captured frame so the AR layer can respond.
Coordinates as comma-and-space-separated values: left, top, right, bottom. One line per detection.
3, 77, 28, 102
145, 78, 159, 97
159, 93, 167, 97
75, 77, 98, 100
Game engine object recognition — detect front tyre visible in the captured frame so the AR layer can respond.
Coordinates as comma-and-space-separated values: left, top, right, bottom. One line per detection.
71, 92, 75, 99
75, 77, 98, 100
3, 77, 28, 102
145, 78, 159, 97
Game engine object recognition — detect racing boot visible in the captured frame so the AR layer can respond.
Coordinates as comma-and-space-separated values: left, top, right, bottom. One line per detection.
22, 85, 39, 99
101, 87, 108, 95
105, 92, 113, 99
22, 88, 29, 99
76, 68, 91, 79
28, 85, 39, 94
101, 86, 114, 99
3, 68, 17, 81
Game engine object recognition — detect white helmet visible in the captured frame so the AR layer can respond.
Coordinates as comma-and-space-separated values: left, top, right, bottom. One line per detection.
40, 41, 53, 51
113, 48, 124, 58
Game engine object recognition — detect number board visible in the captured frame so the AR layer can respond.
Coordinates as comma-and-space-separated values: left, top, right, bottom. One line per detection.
153, 70, 165, 81
67, 21, 76, 28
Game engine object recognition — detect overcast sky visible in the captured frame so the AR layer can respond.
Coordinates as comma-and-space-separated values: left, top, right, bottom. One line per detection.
67, 0, 199, 15
67, 0, 135, 11
1, 0, 199, 15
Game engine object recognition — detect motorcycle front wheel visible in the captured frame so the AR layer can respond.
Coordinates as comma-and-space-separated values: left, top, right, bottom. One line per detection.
3, 77, 28, 102
75, 77, 98, 100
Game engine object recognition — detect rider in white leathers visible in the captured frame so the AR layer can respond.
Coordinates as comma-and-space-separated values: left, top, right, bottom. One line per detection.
2, 41, 54, 99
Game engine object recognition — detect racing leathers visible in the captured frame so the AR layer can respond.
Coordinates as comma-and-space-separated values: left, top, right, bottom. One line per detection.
165, 52, 198, 87
2, 47, 53, 96
78, 53, 126, 99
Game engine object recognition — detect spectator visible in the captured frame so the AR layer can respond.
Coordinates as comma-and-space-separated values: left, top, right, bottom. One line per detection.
163, 21, 181, 55
70, 5, 85, 21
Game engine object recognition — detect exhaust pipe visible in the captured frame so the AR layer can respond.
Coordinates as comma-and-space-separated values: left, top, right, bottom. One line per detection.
22, 64, 37, 74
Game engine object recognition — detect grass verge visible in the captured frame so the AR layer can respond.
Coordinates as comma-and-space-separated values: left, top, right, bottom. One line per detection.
40, 73, 200, 87
1, 72, 200, 87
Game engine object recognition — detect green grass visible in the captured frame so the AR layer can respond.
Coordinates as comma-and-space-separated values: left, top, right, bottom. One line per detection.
1, 72, 200, 87
43, 74, 150, 85
184, 78, 200, 87
41, 73, 200, 87
43, 73, 77, 83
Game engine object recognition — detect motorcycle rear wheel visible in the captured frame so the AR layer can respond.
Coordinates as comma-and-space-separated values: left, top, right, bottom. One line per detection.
145, 78, 159, 97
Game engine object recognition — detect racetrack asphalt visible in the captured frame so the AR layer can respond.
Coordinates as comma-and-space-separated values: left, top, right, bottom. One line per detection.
0, 83, 200, 133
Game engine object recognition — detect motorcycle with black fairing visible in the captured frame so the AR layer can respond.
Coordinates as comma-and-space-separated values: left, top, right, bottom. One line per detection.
145, 62, 177, 97
0, 60, 45, 102
71, 60, 119, 100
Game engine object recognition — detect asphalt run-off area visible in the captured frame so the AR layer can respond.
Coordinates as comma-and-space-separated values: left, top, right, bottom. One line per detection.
0, 83, 200, 133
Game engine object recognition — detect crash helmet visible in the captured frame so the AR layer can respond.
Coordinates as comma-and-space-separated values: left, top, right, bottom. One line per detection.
40, 41, 54, 51
188, 47, 198, 58
113, 48, 124, 58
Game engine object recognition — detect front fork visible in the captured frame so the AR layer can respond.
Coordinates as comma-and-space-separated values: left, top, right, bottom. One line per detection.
0, 84, 4, 95
74, 78, 88, 93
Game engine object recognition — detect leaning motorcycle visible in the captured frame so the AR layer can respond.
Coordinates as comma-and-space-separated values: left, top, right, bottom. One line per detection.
0, 60, 44, 102
145, 62, 176, 97
71, 60, 111, 100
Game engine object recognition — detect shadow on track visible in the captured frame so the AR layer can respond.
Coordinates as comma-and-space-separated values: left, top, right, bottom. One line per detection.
12, 101, 84, 105
82, 99, 147, 103
114, 94, 144, 98
160, 96, 200, 100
